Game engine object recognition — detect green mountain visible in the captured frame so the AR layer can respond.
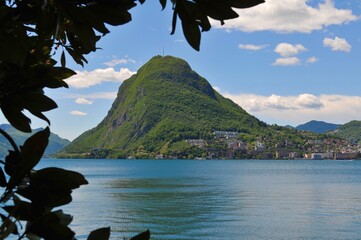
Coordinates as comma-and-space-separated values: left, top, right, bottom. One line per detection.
296, 120, 341, 133
61, 56, 271, 157
60, 56, 330, 159
0, 124, 71, 157
330, 120, 361, 144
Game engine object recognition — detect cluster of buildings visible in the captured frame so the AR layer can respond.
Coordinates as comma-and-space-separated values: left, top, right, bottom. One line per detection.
186, 131, 361, 160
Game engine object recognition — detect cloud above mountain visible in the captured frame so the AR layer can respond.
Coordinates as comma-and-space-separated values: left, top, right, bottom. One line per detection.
223, 93, 361, 125
213, 0, 358, 33
65, 68, 136, 88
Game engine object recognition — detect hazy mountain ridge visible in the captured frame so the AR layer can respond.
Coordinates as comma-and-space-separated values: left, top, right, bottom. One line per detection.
296, 120, 341, 133
0, 124, 70, 157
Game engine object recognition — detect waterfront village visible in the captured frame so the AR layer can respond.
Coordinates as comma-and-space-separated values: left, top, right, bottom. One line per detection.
175, 131, 361, 160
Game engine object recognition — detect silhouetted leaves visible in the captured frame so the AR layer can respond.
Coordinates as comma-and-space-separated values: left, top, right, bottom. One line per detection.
170, 0, 265, 50
0, 168, 6, 188
130, 229, 150, 240
1, 94, 57, 132
87, 227, 111, 240
17, 167, 88, 208
6, 128, 50, 191
26, 211, 75, 240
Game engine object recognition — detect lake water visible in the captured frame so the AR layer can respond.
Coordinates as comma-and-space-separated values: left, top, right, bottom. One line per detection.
37, 159, 361, 240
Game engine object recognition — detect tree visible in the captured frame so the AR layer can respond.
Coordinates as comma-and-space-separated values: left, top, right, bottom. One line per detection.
0, 0, 264, 239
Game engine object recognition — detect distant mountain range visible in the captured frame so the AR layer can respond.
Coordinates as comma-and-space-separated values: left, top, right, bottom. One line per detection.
295, 120, 361, 144
295, 120, 341, 133
0, 124, 70, 157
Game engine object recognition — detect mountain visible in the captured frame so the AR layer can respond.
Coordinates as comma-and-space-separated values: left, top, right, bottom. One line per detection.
61, 56, 343, 159
330, 120, 361, 144
61, 55, 270, 157
296, 120, 341, 133
0, 124, 71, 157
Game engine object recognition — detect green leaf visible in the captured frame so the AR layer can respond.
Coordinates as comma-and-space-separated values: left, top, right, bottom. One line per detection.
130, 230, 150, 240
87, 227, 111, 240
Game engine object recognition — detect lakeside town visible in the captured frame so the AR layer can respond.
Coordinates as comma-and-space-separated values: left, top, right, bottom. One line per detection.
181, 130, 361, 160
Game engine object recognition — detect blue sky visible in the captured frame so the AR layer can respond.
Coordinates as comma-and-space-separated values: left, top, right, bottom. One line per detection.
1, 0, 361, 140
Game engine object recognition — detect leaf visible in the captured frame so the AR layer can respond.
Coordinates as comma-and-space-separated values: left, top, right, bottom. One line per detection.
26, 212, 75, 240
20, 127, 50, 172
0, 167, 7, 187
33, 167, 88, 191
0, 100, 31, 132
230, 0, 265, 8
159, 0, 167, 10
130, 230, 150, 240
170, 9, 177, 35
21, 93, 58, 113
4, 150, 22, 177
53, 210, 73, 226
181, 20, 201, 51
61, 51, 66, 67
87, 227, 111, 240
3, 200, 33, 221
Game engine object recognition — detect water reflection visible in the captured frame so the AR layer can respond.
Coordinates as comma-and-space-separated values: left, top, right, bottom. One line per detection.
108, 177, 236, 240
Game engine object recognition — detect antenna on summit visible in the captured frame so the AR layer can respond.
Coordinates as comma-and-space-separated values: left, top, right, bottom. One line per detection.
162, 47, 165, 57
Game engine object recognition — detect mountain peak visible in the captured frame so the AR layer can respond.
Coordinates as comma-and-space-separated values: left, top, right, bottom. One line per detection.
61, 55, 264, 157
134, 55, 216, 99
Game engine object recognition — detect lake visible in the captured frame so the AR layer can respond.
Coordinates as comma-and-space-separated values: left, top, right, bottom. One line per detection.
37, 159, 361, 240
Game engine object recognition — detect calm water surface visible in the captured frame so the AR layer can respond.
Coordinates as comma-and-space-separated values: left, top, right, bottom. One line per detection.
38, 159, 361, 240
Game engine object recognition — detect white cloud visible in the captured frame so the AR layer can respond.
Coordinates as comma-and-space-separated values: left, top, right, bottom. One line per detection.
65, 68, 136, 88
75, 98, 93, 105
103, 58, 136, 67
273, 57, 300, 66
274, 43, 307, 57
70, 110, 87, 116
306, 56, 318, 63
213, 0, 358, 33
323, 37, 351, 52
222, 93, 361, 126
63, 92, 118, 100
239, 44, 268, 51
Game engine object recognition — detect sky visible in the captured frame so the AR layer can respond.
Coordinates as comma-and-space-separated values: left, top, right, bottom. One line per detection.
1, 0, 361, 140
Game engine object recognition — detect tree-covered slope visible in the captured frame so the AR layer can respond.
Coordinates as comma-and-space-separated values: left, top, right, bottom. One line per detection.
0, 124, 70, 157
330, 120, 361, 144
296, 120, 341, 133
62, 56, 268, 155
